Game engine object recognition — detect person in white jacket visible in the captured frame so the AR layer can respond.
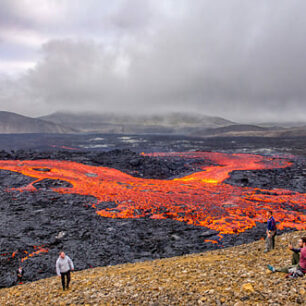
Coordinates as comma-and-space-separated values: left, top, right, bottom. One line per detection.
56, 251, 74, 290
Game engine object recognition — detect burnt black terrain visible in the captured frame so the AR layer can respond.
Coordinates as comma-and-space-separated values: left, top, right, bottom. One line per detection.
0, 134, 305, 288
0, 149, 206, 180
225, 159, 306, 194
0, 134, 305, 157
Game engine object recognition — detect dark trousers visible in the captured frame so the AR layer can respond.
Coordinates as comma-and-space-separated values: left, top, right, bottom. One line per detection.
292, 252, 300, 265
17, 276, 23, 284
276, 252, 300, 273
60, 270, 71, 290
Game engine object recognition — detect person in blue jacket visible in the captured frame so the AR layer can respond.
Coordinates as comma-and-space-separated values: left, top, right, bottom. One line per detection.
265, 210, 277, 253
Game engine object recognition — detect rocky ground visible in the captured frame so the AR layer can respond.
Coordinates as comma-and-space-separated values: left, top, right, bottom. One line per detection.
0, 230, 305, 305
0, 149, 305, 287
225, 159, 306, 194
0, 134, 305, 157
0, 149, 205, 179
0, 170, 277, 288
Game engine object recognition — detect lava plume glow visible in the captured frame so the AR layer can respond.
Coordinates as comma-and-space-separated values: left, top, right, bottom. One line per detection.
0, 152, 305, 235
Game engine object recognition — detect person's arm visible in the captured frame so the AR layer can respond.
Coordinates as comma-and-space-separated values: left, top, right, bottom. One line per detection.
56, 259, 61, 276
68, 256, 74, 271
267, 219, 272, 231
267, 220, 272, 237
291, 248, 301, 253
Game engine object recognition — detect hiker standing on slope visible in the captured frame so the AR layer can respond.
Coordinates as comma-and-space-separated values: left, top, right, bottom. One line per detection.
16, 266, 24, 284
56, 251, 74, 290
265, 210, 276, 253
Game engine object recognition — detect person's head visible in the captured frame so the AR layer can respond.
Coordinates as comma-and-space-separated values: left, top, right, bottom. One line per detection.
297, 238, 303, 248
18, 266, 22, 270
267, 211, 273, 218
302, 237, 306, 247
60, 251, 65, 259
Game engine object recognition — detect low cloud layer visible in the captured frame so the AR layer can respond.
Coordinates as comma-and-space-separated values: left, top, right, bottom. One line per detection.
1, 0, 306, 122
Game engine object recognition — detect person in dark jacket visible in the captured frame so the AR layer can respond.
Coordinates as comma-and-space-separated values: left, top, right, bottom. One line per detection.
16, 266, 24, 284
265, 211, 276, 253
267, 238, 303, 273
289, 237, 306, 278
56, 251, 74, 290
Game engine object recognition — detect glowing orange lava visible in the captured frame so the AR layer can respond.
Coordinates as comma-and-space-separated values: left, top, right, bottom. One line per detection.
21, 246, 49, 263
50, 145, 80, 150
0, 245, 49, 263
0, 152, 305, 235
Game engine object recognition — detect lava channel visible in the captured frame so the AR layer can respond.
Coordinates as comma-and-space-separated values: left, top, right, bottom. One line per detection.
0, 152, 305, 235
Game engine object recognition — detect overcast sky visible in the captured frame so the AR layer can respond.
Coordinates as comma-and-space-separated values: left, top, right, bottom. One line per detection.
1, 0, 306, 122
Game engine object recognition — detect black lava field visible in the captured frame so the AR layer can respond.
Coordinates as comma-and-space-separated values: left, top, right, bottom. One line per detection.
0, 135, 305, 287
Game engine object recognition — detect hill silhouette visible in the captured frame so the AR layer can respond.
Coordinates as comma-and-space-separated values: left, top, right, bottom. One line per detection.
0, 111, 75, 134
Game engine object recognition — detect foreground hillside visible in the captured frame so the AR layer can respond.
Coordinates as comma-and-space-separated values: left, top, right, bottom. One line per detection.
1, 231, 305, 305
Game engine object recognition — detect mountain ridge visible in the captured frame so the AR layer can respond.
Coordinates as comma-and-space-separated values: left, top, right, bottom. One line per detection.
40, 112, 306, 137
0, 111, 76, 134
1, 110, 306, 136
39, 111, 236, 133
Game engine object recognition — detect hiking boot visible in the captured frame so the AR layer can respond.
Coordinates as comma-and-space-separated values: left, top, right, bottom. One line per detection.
267, 264, 275, 272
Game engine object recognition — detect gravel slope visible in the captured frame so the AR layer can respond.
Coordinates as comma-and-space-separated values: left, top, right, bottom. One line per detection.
1, 231, 305, 305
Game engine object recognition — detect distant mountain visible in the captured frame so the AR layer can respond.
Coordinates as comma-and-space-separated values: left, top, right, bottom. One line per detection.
2, 111, 305, 136
196, 124, 269, 136
204, 124, 267, 134
39, 112, 235, 133
253, 121, 306, 128
275, 126, 306, 137
196, 124, 306, 137
0, 111, 76, 134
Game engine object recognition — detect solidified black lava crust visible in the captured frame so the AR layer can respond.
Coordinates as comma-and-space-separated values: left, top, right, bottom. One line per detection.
0, 179, 278, 288
0, 149, 206, 180
225, 159, 306, 194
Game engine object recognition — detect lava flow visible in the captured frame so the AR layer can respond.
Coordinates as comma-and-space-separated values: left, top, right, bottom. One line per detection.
0, 152, 305, 235
0, 245, 49, 263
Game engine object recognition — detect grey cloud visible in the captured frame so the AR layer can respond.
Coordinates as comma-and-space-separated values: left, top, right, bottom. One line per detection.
1, 0, 306, 122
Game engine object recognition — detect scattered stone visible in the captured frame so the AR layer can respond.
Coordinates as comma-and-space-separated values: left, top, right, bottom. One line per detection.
0, 230, 305, 305
85, 173, 97, 177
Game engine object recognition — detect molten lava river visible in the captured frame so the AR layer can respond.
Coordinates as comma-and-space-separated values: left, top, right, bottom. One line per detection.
0, 152, 305, 235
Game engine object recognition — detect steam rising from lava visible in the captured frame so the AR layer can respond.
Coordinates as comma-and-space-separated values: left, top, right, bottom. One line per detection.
0, 152, 305, 235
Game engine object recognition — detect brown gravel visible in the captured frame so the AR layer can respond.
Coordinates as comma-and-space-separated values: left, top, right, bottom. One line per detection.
1, 230, 305, 305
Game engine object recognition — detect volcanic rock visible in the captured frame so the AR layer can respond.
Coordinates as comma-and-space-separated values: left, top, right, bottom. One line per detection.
0, 170, 35, 188
0, 149, 305, 289
33, 179, 73, 189
0, 167, 290, 288
225, 158, 306, 193
0, 149, 203, 180
0, 231, 305, 305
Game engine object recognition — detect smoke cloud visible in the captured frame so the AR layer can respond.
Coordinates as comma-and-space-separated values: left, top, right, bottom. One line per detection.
1, 0, 306, 122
